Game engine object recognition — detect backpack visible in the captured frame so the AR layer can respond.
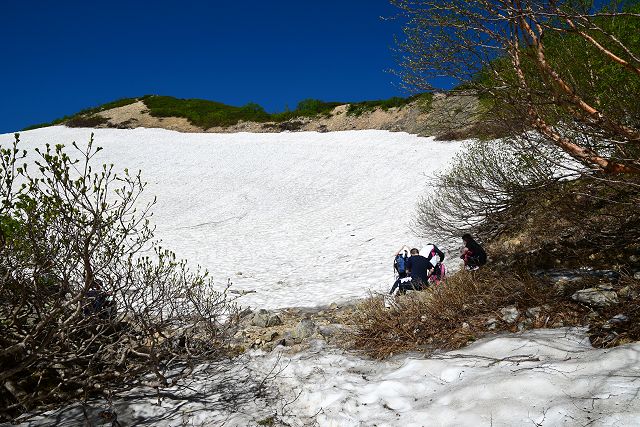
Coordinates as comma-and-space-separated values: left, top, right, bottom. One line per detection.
394, 254, 407, 274
429, 262, 446, 285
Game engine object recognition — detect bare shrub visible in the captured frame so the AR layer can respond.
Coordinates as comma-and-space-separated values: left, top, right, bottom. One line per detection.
349, 270, 588, 359
414, 138, 568, 241
0, 135, 239, 421
588, 275, 640, 347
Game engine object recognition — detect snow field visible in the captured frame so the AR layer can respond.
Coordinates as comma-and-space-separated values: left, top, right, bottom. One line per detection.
5, 127, 640, 426
262, 328, 640, 426
4, 126, 463, 309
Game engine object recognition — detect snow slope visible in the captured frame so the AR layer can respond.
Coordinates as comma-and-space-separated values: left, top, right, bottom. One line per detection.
25, 328, 640, 426
3, 126, 463, 309
5, 127, 639, 426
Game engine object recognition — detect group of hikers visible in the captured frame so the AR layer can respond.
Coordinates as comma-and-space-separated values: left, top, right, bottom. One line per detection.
389, 233, 486, 296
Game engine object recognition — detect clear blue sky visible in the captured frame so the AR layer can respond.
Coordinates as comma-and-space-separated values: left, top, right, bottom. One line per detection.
0, 0, 448, 133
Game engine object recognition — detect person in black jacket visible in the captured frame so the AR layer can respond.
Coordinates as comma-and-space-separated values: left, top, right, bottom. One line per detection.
390, 247, 432, 295
461, 233, 487, 270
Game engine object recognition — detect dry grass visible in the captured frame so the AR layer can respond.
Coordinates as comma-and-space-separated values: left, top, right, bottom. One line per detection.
349, 270, 589, 359
587, 275, 640, 347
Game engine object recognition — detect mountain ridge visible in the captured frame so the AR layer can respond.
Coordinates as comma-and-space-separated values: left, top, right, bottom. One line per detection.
25, 93, 493, 140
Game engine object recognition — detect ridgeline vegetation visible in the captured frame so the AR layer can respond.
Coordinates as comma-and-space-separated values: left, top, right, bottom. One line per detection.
22, 94, 435, 131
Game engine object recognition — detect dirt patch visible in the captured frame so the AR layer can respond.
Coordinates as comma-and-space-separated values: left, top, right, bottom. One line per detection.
97, 101, 202, 132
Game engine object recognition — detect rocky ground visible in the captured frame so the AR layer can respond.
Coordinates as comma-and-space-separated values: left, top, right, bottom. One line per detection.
232, 267, 640, 358
230, 301, 358, 354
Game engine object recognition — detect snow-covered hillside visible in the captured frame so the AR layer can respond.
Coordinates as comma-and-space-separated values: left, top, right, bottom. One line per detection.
5, 127, 639, 427
3, 126, 463, 309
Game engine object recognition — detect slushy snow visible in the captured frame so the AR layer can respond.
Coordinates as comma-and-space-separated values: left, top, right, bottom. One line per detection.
4, 127, 639, 426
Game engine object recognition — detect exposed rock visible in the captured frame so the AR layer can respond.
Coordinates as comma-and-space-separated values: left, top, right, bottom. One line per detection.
634, 271, 640, 280
500, 306, 520, 324
238, 307, 253, 319
250, 309, 283, 328
618, 286, 639, 300
571, 287, 619, 307
609, 314, 629, 324
229, 289, 256, 295
318, 324, 345, 339
292, 319, 317, 340
261, 331, 280, 342
525, 307, 542, 319
485, 318, 498, 330
91, 93, 496, 139
517, 320, 532, 332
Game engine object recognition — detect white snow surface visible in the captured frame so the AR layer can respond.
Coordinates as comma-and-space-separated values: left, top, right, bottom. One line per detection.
3, 126, 463, 309
25, 328, 640, 426
6, 127, 640, 426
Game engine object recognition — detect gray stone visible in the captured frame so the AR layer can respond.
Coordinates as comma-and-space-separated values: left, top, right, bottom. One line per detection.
518, 319, 533, 331
485, 318, 498, 330
250, 309, 283, 328
238, 308, 253, 318
500, 306, 520, 324
571, 288, 619, 307
634, 271, 640, 280
292, 319, 317, 340
318, 325, 337, 338
261, 331, 279, 342
525, 307, 542, 319
619, 286, 639, 300
609, 314, 629, 324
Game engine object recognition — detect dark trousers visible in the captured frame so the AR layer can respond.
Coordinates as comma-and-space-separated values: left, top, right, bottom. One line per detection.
390, 278, 425, 295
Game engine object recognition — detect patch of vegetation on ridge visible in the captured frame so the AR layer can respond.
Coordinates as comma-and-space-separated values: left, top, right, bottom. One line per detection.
142, 96, 346, 129
22, 93, 432, 131
346, 93, 433, 116
22, 97, 140, 130
143, 96, 271, 128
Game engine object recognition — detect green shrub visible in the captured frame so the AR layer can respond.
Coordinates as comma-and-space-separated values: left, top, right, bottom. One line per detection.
21, 97, 139, 131
346, 93, 431, 116
143, 96, 274, 128
65, 114, 109, 128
